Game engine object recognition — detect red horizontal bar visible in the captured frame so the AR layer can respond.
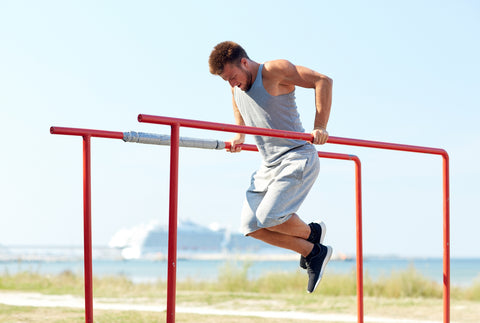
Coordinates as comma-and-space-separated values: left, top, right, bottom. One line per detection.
224, 142, 258, 152
138, 114, 447, 157
138, 114, 313, 142
327, 136, 447, 156
229, 142, 359, 162
50, 127, 124, 139
318, 151, 359, 162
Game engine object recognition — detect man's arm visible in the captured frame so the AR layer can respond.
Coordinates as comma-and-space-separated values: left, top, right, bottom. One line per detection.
229, 87, 246, 153
311, 70, 332, 145
264, 60, 333, 145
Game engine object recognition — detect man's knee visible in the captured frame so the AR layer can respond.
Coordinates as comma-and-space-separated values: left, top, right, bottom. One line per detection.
247, 228, 268, 240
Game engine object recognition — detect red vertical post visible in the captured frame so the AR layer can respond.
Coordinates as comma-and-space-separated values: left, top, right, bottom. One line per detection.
82, 136, 94, 323
316, 152, 364, 323
353, 157, 364, 323
167, 124, 180, 323
443, 153, 450, 323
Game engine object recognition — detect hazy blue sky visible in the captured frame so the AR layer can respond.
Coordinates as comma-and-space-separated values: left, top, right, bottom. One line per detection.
1, 1, 479, 258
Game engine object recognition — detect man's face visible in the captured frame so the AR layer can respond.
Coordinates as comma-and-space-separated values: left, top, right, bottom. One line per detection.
220, 60, 253, 92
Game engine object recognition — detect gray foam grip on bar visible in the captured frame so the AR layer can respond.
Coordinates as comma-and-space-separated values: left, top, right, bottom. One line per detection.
123, 131, 226, 150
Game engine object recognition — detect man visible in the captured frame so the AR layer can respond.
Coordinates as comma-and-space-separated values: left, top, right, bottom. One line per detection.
209, 41, 333, 293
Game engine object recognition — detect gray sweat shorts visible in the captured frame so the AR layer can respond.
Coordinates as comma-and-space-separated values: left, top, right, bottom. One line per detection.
240, 145, 320, 235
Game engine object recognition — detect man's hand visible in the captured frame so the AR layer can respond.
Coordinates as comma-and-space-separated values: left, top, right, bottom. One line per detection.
228, 133, 245, 153
311, 127, 329, 145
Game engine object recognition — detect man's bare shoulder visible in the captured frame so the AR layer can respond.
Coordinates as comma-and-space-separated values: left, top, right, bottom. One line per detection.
263, 59, 296, 78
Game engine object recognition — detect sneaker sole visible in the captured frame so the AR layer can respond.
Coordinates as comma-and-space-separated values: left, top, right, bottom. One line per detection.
318, 221, 326, 244
308, 245, 333, 294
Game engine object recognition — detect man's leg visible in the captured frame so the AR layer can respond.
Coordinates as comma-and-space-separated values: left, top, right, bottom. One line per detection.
265, 213, 310, 239
248, 228, 314, 257
247, 213, 313, 256
247, 213, 332, 293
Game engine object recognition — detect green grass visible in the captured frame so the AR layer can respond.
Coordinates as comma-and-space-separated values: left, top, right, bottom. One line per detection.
1, 262, 479, 301
179, 262, 480, 301
1, 265, 480, 323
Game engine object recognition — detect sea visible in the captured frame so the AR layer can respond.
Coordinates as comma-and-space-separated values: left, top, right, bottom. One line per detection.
0, 247, 478, 287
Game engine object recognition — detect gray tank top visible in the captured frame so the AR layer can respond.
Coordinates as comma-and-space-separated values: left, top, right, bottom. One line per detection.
234, 64, 312, 164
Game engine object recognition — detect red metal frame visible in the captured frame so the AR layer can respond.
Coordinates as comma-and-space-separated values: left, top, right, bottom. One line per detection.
51, 126, 124, 139
82, 135, 93, 323
51, 127, 123, 323
50, 125, 365, 323
167, 124, 180, 323
138, 114, 450, 323
51, 113, 450, 323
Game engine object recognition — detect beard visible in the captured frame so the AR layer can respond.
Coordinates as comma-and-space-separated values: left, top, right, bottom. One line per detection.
241, 69, 253, 92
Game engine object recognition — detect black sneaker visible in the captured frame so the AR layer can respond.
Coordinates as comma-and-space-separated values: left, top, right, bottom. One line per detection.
300, 221, 326, 269
306, 243, 332, 293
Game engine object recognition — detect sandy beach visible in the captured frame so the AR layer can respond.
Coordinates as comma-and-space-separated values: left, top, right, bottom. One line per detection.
0, 291, 454, 323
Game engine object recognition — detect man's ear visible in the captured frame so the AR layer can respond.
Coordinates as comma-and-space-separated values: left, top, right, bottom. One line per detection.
240, 57, 248, 68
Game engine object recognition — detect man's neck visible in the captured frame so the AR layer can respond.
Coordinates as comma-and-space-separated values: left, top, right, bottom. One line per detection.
247, 60, 260, 82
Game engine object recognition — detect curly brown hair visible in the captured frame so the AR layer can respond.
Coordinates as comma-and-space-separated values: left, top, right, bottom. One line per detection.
208, 41, 249, 75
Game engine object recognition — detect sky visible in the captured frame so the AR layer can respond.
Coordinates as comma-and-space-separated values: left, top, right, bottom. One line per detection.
1, 1, 479, 258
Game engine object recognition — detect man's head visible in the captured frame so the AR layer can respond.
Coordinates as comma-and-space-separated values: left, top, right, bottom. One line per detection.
209, 41, 254, 91
208, 41, 249, 75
